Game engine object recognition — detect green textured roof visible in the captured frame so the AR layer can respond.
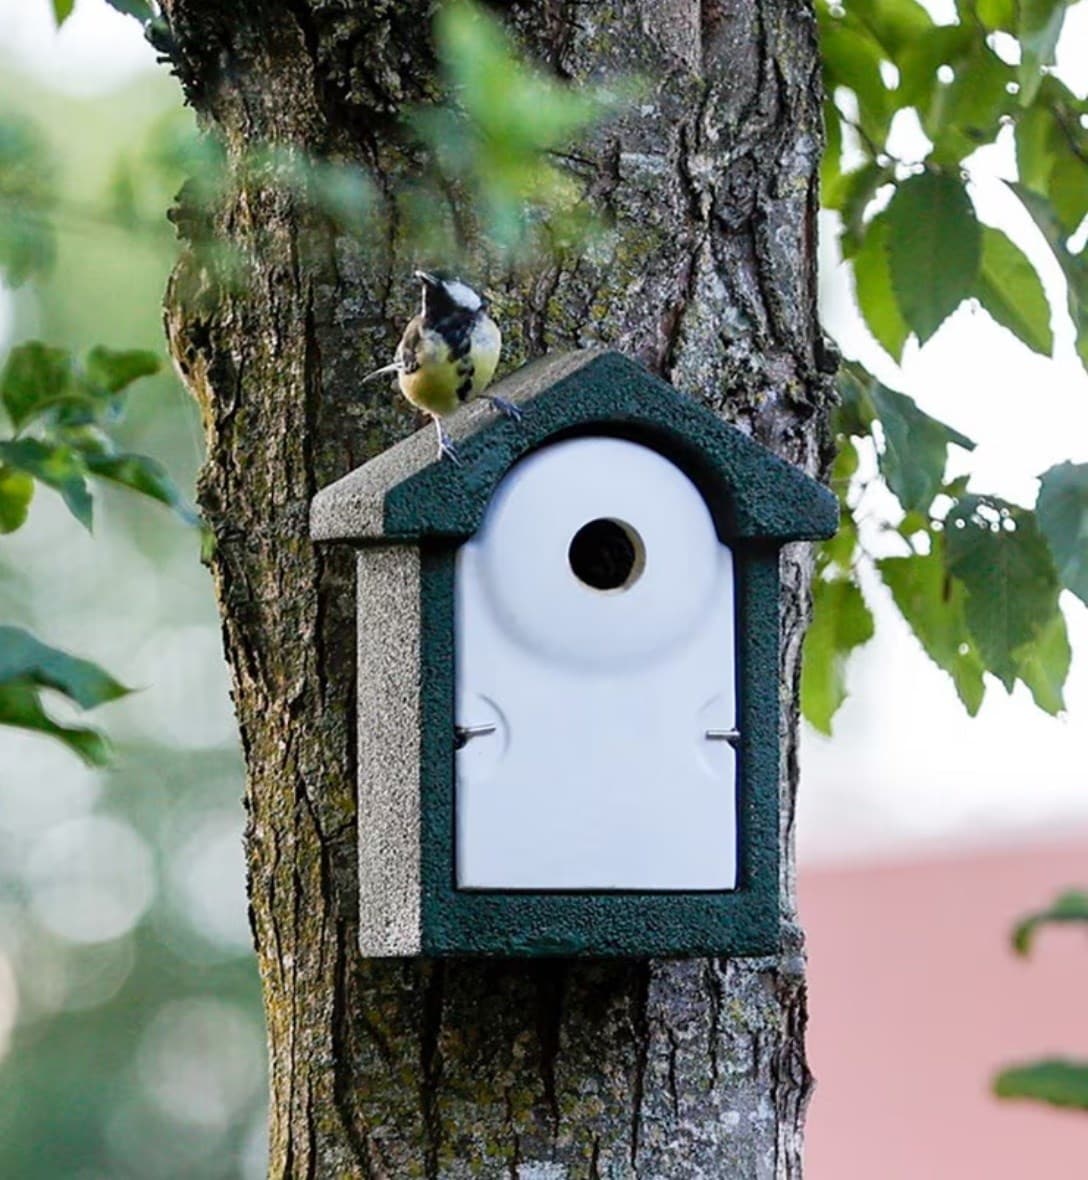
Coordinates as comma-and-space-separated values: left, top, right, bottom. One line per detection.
310, 349, 837, 544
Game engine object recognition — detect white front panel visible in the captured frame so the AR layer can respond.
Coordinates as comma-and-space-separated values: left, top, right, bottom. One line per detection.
455, 436, 737, 891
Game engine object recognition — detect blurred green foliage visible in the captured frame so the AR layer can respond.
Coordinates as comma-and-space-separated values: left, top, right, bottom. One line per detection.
806, 0, 1088, 732
992, 890, 1088, 1110
0, 21, 261, 1177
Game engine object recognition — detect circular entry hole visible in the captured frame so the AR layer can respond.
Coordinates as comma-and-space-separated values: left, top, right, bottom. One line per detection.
567, 518, 645, 592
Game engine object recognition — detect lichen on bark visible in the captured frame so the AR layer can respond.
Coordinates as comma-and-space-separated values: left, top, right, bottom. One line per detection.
160, 0, 832, 1175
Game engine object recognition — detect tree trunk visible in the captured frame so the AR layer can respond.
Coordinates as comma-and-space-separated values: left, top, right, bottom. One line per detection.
161, 1, 833, 1175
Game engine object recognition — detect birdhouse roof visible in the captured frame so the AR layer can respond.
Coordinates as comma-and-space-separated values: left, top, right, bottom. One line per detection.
310, 349, 837, 544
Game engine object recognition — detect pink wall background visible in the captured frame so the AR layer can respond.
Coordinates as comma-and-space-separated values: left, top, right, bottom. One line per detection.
802, 839, 1088, 1178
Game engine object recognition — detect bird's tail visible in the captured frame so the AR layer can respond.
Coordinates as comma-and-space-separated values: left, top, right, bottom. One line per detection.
361, 362, 402, 383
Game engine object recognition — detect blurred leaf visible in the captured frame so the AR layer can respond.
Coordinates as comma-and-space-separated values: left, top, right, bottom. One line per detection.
897, 24, 973, 110
802, 577, 875, 734
103, 0, 153, 19
821, 497, 859, 571
836, 362, 877, 435
886, 171, 981, 343
1012, 609, 1070, 714
975, 226, 1053, 355
974, 0, 1016, 32
944, 495, 1061, 691
1012, 889, 1088, 954
878, 543, 986, 714
0, 438, 93, 530
849, 0, 933, 57
417, 0, 625, 254
1009, 183, 1088, 373
84, 346, 161, 394
925, 43, 1012, 163
853, 215, 909, 360
1036, 461, 1088, 606
1018, 0, 1067, 105
0, 625, 130, 708
51, 0, 76, 26
839, 163, 893, 256
1015, 103, 1057, 192
85, 452, 197, 523
0, 465, 34, 534
0, 682, 109, 766
0, 340, 72, 430
994, 1060, 1088, 1109
820, 15, 893, 143
0, 115, 56, 285
870, 382, 974, 513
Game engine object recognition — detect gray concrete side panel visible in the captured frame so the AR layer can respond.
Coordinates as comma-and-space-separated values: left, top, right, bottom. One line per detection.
356, 546, 422, 956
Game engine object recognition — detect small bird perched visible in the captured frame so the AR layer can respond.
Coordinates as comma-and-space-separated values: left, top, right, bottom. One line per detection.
363, 270, 517, 461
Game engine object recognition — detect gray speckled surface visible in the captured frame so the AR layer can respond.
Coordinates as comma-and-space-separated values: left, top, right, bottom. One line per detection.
356, 546, 422, 956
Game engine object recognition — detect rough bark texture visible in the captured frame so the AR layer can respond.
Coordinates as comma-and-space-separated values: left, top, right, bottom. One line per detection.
160, 1, 834, 1175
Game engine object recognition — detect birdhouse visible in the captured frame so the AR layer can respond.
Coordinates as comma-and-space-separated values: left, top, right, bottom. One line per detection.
310, 350, 836, 957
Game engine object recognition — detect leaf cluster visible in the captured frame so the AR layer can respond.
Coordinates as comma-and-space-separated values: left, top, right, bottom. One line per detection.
410, 0, 630, 257
805, 362, 1087, 730
805, 0, 1088, 730
0, 342, 194, 763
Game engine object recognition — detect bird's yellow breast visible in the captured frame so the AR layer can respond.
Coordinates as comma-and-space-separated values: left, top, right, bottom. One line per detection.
398, 330, 461, 416
397, 315, 502, 418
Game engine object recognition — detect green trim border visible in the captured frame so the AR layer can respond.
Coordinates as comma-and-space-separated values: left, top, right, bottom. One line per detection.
418, 541, 782, 958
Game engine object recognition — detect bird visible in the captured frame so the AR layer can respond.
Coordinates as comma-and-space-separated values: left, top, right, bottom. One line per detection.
362, 270, 518, 462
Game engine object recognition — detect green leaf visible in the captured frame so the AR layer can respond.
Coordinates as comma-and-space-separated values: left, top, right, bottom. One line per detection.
975, 0, 1017, 32
850, 0, 933, 58
886, 171, 981, 343
0, 625, 130, 708
1036, 461, 1088, 606
0, 116, 56, 286
897, 24, 973, 110
878, 543, 985, 714
820, 18, 893, 143
925, 44, 1013, 163
0, 466, 33, 534
1018, 0, 1067, 106
975, 226, 1053, 356
0, 683, 109, 766
1009, 183, 1088, 375
1050, 150, 1088, 236
51, 0, 76, 26
103, 0, 153, 19
1015, 103, 1061, 194
838, 163, 894, 257
1011, 889, 1088, 955
994, 1060, 1088, 1110
0, 341, 72, 430
944, 496, 1061, 691
84, 452, 197, 523
870, 382, 975, 513
0, 439, 92, 530
1012, 609, 1070, 714
853, 216, 909, 361
83, 346, 161, 394
802, 577, 875, 735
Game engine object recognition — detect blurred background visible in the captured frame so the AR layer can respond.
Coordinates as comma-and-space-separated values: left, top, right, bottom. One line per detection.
0, 1, 1083, 1177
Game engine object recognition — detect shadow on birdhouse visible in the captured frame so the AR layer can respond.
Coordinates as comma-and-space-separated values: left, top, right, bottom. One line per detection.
311, 350, 837, 957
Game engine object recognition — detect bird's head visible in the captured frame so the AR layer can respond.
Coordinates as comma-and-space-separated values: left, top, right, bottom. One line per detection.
415, 270, 487, 321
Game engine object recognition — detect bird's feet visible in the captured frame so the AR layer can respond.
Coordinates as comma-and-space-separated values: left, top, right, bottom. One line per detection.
434, 419, 461, 464
487, 395, 523, 422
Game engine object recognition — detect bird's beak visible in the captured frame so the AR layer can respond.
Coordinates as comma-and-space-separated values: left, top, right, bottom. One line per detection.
414, 270, 439, 287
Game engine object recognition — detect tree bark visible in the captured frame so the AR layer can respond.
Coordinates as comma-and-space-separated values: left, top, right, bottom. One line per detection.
161, 1, 834, 1175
